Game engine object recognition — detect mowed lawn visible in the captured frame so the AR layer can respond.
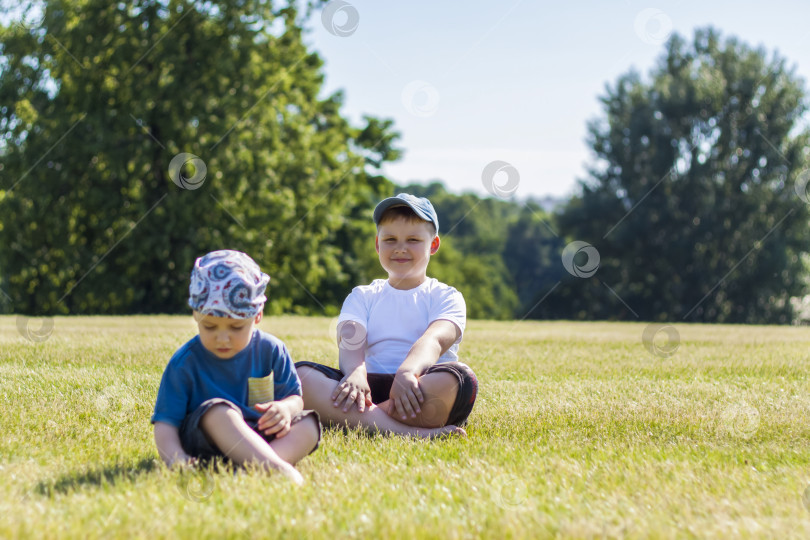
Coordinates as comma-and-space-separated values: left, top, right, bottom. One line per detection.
2, 315, 810, 539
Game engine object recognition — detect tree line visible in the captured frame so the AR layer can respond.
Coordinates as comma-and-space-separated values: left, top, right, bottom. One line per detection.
1, 2, 808, 323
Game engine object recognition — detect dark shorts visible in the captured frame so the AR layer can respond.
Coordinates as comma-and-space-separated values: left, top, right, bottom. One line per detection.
294, 361, 478, 427
179, 398, 321, 460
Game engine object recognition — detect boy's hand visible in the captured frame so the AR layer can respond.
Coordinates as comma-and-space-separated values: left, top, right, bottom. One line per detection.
255, 401, 293, 438
332, 368, 373, 413
390, 370, 423, 420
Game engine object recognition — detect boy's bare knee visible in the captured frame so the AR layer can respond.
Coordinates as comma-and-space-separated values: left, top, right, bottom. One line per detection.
296, 366, 317, 388
296, 365, 315, 376
298, 415, 320, 447
404, 373, 458, 428
296, 368, 338, 407
199, 403, 240, 430
296, 366, 329, 387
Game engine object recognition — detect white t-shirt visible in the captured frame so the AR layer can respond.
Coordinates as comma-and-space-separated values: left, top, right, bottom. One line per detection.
338, 278, 466, 374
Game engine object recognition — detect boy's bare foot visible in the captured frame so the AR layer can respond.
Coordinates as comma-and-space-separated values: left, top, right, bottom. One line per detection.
282, 466, 305, 486
438, 425, 467, 438
271, 462, 304, 485
247, 459, 304, 485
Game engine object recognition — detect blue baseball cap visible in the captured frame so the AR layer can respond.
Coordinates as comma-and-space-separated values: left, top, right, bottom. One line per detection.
373, 193, 440, 234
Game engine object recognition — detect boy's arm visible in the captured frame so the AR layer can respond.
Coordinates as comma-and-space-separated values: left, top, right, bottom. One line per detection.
332, 320, 373, 413
154, 421, 193, 467
255, 338, 308, 437
390, 319, 461, 420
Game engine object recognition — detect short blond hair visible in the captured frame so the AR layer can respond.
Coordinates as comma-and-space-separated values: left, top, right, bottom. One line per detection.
376, 205, 437, 237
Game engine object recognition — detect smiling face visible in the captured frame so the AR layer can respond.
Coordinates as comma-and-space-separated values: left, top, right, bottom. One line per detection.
376, 216, 440, 290
194, 310, 262, 359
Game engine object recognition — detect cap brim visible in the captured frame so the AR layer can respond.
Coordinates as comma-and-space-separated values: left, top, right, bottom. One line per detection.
373, 197, 433, 225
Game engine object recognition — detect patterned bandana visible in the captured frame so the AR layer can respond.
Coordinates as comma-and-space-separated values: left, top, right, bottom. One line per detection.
188, 250, 270, 319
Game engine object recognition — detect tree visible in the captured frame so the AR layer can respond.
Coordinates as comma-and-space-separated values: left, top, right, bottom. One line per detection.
557, 27, 810, 323
502, 204, 565, 320
0, 0, 399, 315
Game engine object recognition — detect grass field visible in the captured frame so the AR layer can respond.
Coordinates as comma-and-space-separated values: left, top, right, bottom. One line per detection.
2, 315, 810, 539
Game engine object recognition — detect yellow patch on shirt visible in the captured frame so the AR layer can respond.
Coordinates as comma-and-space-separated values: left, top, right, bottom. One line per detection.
248, 372, 274, 407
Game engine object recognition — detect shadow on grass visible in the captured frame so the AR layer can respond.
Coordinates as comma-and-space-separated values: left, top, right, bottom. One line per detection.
36, 456, 159, 496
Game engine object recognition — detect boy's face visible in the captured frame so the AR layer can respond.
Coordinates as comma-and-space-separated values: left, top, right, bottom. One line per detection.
376, 216, 440, 290
194, 310, 262, 360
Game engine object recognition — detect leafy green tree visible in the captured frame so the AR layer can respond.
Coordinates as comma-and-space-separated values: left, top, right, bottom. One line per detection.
502, 204, 565, 319
429, 236, 518, 320
557, 27, 810, 323
319, 125, 398, 313
0, 0, 400, 315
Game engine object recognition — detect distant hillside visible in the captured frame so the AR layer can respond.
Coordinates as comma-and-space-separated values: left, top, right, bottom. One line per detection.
526, 194, 567, 213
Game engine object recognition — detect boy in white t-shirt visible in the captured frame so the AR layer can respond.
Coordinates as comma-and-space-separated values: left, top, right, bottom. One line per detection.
296, 193, 478, 437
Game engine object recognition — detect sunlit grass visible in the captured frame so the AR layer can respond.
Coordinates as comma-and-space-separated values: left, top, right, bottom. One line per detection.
2, 315, 810, 539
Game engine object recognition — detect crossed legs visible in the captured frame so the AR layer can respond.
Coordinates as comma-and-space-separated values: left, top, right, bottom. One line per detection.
198, 405, 319, 484
296, 366, 465, 437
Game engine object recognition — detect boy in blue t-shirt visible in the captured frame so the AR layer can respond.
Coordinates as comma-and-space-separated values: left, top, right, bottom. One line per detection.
152, 250, 320, 484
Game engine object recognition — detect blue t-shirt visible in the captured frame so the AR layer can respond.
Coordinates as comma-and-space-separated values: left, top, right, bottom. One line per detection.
151, 330, 301, 427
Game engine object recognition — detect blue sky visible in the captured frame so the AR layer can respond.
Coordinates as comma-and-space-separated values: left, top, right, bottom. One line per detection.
305, 1, 810, 199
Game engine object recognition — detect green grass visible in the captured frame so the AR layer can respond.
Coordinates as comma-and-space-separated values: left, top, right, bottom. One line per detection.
2, 315, 810, 539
